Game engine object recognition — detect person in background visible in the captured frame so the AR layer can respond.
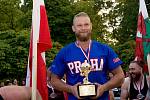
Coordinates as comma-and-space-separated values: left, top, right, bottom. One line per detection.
13, 79, 18, 85
0, 82, 4, 88
125, 71, 129, 77
0, 85, 41, 100
48, 12, 124, 100
108, 73, 115, 100
5, 80, 12, 86
145, 88, 150, 100
109, 90, 114, 100
47, 70, 65, 100
120, 60, 149, 100
145, 76, 150, 100
21, 80, 26, 86
0, 86, 31, 100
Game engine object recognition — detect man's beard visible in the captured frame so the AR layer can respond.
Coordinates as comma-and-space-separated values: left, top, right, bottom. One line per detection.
75, 32, 91, 42
130, 72, 141, 82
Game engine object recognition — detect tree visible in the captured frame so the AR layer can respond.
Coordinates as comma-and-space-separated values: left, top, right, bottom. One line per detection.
45, 0, 75, 45
20, 0, 32, 29
0, 30, 29, 80
0, 0, 24, 31
0, 29, 63, 81
1, 0, 149, 79
113, 40, 136, 71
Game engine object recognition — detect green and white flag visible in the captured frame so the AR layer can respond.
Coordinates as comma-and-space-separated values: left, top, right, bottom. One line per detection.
135, 0, 150, 72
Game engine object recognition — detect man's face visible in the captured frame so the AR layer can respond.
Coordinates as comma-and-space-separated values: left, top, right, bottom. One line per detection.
72, 16, 92, 41
129, 63, 142, 81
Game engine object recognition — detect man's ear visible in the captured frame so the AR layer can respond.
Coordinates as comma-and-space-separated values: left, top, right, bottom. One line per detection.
72, 25, 75, 32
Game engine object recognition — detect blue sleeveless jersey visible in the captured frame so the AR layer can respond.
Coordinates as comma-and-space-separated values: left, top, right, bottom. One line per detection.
49, 40, 123, 100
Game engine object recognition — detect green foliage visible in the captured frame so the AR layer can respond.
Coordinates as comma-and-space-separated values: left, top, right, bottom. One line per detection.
0, 0, 24, 31
1, 0, 150, 79
105, 0, 138, 43
113, 40, 136, 71
20, 0, 32, 29
0, 30, 29, 80
45, 0, 75, 45
0, 29, 63, 81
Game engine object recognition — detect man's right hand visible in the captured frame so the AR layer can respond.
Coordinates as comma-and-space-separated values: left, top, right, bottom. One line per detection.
70, 82, 83, 99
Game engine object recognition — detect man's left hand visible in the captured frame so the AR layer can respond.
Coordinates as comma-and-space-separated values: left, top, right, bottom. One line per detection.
90, 83, 106, 99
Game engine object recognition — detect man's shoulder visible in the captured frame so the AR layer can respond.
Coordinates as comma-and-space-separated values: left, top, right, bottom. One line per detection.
145, 75, 150, 87
121, 77, 131, 89
59, 42, 75, 52
64, 42, 75, 48
92, 40, 104, 45
124, 77, 130, 83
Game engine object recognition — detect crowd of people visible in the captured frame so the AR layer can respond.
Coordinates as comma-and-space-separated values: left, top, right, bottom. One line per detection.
0, 79, 64, 100
0, 79, 25, 87
0, 12, 150, 100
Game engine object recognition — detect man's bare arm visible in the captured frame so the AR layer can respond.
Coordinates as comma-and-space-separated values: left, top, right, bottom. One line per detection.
92, 66, 124, 99
103, 66, 124, 91
120, 77, 130, 100
50, 73, 72, 93
50, 72, 81, 99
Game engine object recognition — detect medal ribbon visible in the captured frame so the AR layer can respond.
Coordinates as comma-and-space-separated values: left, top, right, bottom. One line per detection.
76, 40, 91, 63
134, 76, 143, 94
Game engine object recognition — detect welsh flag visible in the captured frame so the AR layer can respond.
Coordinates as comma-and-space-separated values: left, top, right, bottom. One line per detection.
26, 0, 52, 100
135, 0, 150, 72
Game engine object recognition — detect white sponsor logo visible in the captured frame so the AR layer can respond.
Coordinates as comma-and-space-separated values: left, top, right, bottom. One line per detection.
67, 58, 104, 74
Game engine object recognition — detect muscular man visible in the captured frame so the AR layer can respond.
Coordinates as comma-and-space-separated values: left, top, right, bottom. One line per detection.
121, 60, 149, 100
49, 12, 124, 100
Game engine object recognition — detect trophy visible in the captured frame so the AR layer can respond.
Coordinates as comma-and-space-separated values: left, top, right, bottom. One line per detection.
77, 62, 97, 98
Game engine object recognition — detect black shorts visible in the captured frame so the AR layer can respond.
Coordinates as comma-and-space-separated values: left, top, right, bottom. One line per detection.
0, 95, 4, 100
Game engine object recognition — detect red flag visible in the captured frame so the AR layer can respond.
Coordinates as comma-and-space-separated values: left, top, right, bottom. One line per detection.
135, 0, 149, 72
135, 12, 145, 60
26, 0, 52, 100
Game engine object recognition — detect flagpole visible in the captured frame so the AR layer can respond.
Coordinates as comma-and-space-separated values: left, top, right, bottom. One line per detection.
32, 0, 40, 99
25, 57, 30, 87
147, 54, 150, 75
